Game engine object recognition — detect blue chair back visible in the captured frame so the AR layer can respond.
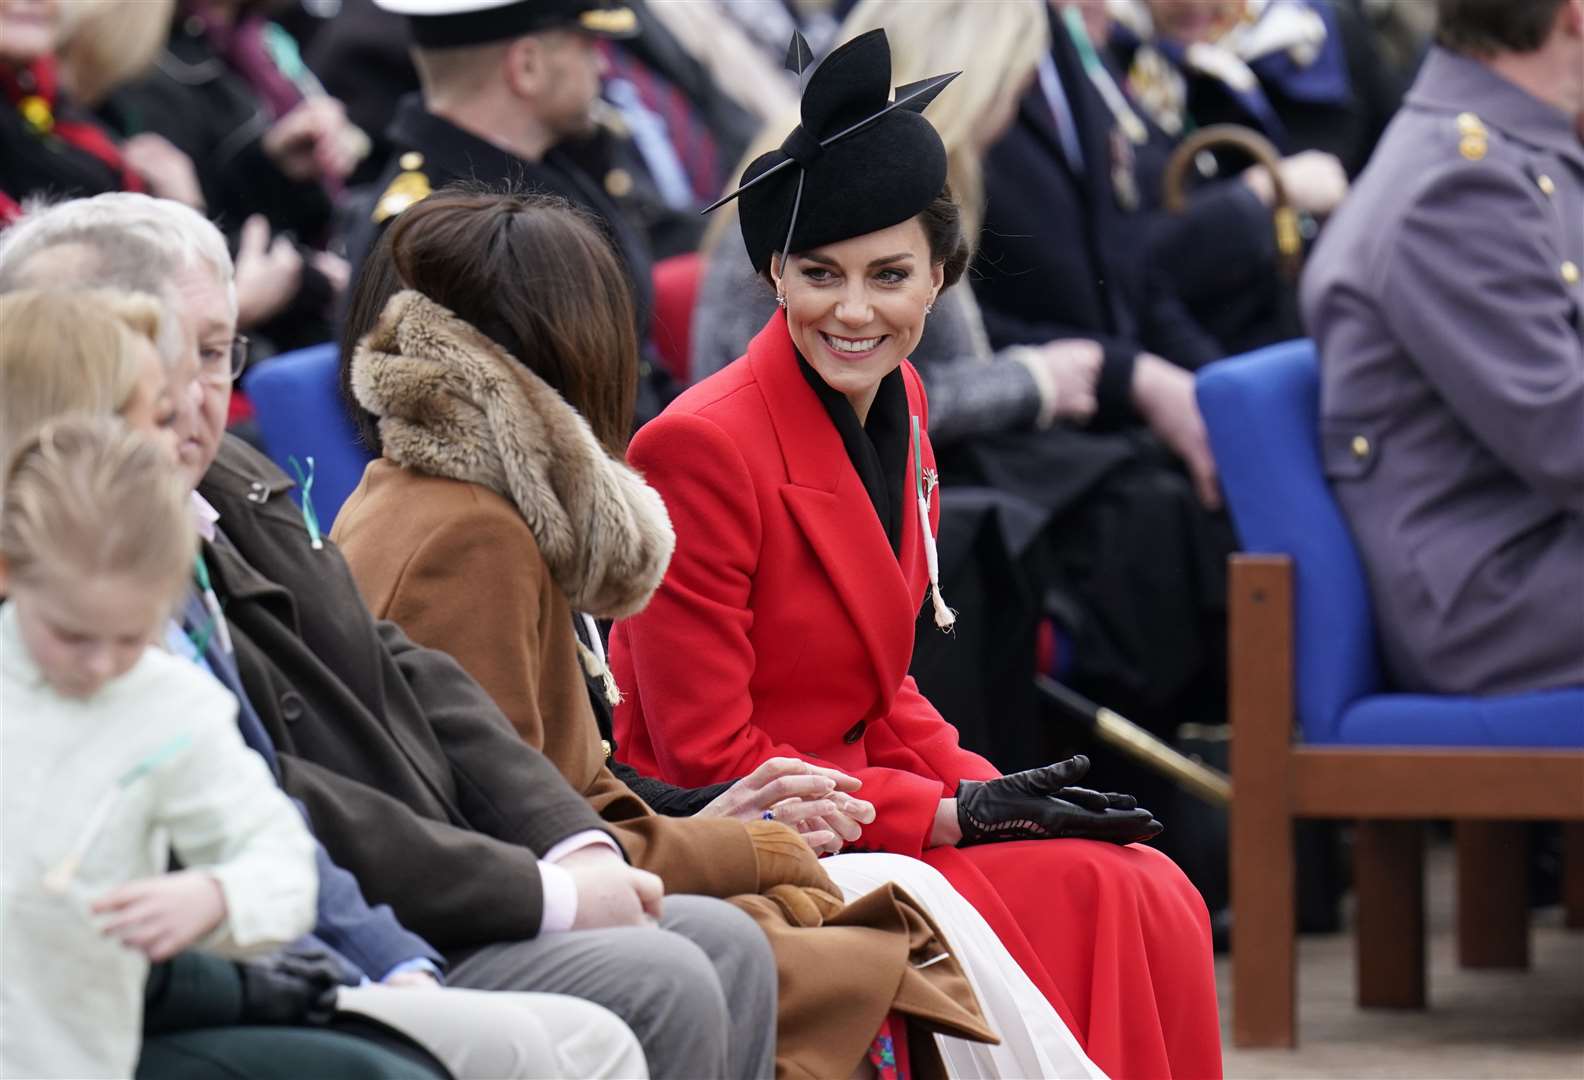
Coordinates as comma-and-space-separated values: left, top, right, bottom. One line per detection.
1197, 340, 1381, 744
241, 343, 373, 529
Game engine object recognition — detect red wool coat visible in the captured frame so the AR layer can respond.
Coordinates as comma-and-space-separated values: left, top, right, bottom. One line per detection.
611, 312, 1000, 856
612, 312, 1225, 1080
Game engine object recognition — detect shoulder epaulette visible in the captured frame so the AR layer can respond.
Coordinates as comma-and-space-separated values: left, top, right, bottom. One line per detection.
372, 152, 432, 224
1455, 112, 1487, 162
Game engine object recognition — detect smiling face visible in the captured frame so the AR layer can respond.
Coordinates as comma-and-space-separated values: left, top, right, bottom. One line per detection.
772, 217, 943, 423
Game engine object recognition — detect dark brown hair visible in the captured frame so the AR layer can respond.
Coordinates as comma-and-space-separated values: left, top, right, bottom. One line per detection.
340, 186, 639, 456
758, 184, 972, 292
919, 186, 971, 290
1435, 0, 1567, 55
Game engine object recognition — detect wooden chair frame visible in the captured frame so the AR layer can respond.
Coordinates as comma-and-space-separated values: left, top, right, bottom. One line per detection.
1229, 554, 1584, 1048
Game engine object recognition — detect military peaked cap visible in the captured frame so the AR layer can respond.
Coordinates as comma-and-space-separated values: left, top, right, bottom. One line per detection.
374, 0, 637, 48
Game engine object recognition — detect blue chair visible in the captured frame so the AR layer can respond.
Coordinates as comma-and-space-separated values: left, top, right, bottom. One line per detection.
241, 343, 373, 530
1196, 340, 1584, 1047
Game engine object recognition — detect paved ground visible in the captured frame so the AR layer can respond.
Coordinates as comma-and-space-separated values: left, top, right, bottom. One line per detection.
1218, 845, 1584, 1079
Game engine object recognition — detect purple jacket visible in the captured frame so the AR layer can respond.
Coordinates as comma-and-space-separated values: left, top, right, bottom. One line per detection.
1301, 47, 1583, 695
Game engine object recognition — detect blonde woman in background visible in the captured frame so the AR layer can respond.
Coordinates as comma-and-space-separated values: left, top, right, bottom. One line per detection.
0, 0, 203, 210
53, 0, 176, 109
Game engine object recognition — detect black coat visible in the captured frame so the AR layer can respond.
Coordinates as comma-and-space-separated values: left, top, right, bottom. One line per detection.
102, 20, 332, 241
962, 13, 1236, 742
1, 60, 129, 203
345, 96, 655, 332
304, 0, 421, 186
197, 436, 614, 959
101, 21, 339, 351
972, 8, 1222, 417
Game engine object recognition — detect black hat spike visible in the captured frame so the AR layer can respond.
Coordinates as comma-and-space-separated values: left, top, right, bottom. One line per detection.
820, 70, 958, 145
698, 66, 960, 217
784, 30, 814, 76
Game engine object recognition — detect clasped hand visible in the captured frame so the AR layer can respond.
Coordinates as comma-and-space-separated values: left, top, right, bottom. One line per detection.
698, 757, 875, 855
956, 755, 1162, 847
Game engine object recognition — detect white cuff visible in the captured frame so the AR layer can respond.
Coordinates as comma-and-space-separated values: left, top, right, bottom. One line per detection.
542, 829, 622, 866
538, 860, 578, 934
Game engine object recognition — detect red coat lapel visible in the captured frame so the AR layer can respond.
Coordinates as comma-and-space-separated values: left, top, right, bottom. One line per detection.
746, 314, 929, 706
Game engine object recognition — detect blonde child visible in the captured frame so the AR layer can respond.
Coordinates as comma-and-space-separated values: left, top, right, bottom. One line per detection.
0, 288, 179, 467
0, 417, 316, 1079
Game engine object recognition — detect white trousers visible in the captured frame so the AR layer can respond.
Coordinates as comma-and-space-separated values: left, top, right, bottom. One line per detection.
335, 984, 648, 1080
822, 853, 1109, 1080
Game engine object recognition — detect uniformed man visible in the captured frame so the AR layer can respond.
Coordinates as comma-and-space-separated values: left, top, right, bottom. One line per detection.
1301, 0, 1584, 696
348, 0, 654, 331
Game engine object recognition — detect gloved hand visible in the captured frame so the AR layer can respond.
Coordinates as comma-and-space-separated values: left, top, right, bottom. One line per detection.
956, 755, 1163, 847
237, 944, 352, 1025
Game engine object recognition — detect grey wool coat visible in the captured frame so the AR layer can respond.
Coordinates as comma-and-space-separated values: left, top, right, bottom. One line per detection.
1301, 46, 1584, 696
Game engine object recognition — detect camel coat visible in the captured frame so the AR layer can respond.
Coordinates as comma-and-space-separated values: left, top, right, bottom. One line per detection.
332, 290, 996, 1079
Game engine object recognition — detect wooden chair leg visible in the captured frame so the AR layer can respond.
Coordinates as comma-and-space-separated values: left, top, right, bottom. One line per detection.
1565, 823, 1584, 931
1230, 556, 1297, 1047
1456, 821, 1529, 968
1355, 821, 1426, 1008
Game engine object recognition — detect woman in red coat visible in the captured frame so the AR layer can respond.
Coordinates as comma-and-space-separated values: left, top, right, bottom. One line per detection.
610, 27, 1222, 1080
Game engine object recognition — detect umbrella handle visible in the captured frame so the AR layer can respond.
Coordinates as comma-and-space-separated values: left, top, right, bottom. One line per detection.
1161, 123, 1302, 283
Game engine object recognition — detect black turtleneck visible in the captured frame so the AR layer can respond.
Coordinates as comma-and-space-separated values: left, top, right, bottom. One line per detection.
797, 352, 911, 557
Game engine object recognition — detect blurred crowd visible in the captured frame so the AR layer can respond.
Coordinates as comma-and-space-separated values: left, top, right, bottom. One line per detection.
0, 0, 1434, 755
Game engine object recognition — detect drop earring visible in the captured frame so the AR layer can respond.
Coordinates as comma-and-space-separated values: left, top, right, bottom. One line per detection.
776, 293, 788, 308
924, 302, 934, 316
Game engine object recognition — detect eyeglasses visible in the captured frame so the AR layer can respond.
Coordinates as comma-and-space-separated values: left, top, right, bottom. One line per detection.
198, 335, 250, 384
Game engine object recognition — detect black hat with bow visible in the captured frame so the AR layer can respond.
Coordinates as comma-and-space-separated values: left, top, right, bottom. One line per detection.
704, 29, 958, 275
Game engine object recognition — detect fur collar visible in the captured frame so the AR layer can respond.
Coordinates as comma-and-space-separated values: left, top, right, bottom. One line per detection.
350, 290, 674, 619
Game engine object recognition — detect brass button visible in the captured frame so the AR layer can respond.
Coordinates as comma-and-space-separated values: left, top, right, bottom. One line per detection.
1351, 435, 1370, 459
600, 739, 612, 760
605, 168, 633, 198
1563, 261, 1580, 285
1536, 174, 1556, 197
1456, 112, 1484, 135
1459, 135, 1486, 162
399, 151, 424, 172
842, 720, 866, 744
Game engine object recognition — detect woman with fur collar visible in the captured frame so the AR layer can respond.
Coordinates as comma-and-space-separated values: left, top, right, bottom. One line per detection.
331, 187, 1036, 1079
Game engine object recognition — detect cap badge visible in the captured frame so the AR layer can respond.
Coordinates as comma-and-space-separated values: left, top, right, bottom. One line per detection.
579, 6, 636, 35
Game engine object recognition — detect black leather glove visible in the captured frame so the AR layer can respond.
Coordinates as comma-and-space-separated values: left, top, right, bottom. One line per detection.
236, 944, 351, 1026
956, 755, 1163, 847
